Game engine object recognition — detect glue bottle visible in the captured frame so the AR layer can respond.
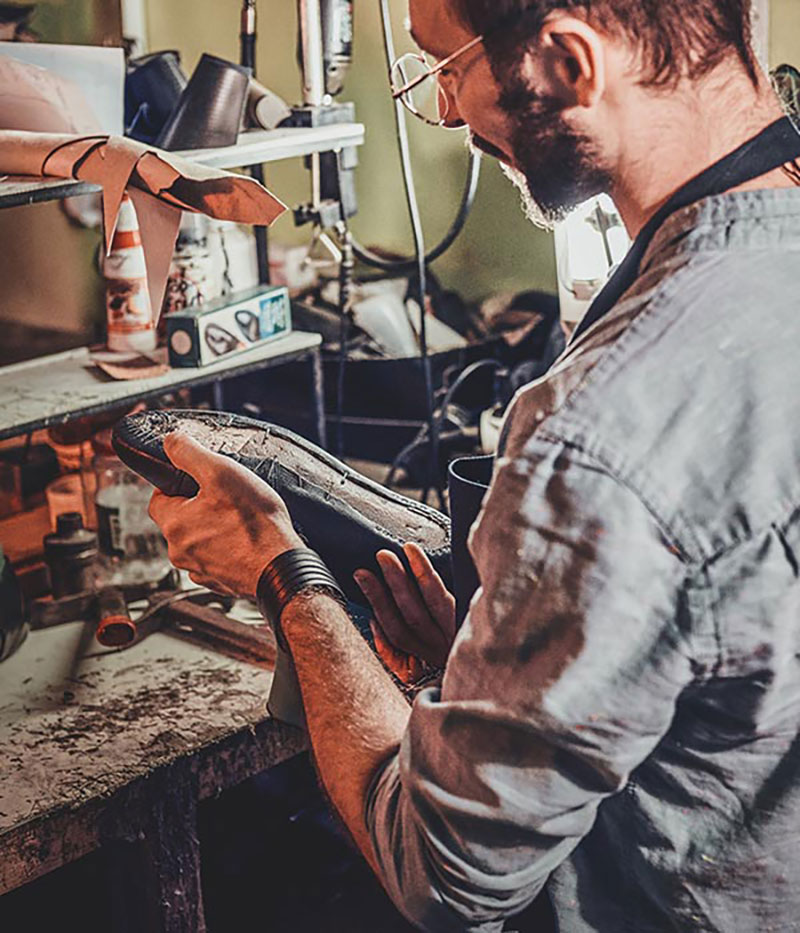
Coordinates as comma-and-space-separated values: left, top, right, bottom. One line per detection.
104, 194, 157, 353
93, 437, 170, 587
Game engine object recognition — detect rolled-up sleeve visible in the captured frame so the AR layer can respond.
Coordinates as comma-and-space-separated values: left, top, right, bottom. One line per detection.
366, 437, 695, 931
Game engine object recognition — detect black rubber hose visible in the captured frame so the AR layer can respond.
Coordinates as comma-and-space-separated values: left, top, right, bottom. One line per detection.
385, 358, 501, 493
351, 150, 481, 272
377, 0, 442, 507
336, 220, 355, 458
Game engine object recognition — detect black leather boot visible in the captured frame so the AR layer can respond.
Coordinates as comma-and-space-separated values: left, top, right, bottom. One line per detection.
112, 409, 452, 603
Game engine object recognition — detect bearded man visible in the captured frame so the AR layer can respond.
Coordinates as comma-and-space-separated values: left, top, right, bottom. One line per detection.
149, 1, 800, 929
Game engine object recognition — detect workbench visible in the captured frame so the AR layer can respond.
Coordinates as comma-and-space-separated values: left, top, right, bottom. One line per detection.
0, 609, 307, 931
0, 121, 364, 930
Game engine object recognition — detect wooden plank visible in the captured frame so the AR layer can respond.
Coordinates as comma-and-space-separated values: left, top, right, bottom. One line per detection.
0, 332, 321, 442
101, 759, 207, 933
0, 717, 305, 898
0, 799, 104, 896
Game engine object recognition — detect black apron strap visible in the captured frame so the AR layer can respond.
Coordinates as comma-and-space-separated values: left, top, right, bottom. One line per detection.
446, 118, 800, 628
572, 117, 800, 341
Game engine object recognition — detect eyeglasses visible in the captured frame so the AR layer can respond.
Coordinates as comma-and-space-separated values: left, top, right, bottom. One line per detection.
389, 34, 485, 128
390, 6, 546, 127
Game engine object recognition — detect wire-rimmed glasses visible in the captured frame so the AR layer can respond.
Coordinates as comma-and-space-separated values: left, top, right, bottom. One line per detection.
389, 34, 484, 127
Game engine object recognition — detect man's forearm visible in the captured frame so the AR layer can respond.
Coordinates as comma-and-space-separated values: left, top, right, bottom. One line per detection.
281, 591, 412, 871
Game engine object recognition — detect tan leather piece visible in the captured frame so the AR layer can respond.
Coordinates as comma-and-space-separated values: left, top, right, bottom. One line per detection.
0, 130, 286, 228
128, 187, 183, 321
0, 130, 286, 323
41, 136, 107, 178
76, 138, 148, 253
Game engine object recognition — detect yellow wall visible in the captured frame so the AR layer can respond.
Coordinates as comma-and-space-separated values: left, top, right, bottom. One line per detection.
144, 0, 557, 303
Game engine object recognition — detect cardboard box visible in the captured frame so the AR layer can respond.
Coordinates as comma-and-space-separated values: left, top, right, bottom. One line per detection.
166, 285, 292, 368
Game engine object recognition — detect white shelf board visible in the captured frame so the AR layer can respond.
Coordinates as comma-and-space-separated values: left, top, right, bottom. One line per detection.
0, 330, 322, 441
176, 123, 365, 170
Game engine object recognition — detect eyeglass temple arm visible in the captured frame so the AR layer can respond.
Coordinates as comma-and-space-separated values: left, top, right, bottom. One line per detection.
391, 33, 484, 99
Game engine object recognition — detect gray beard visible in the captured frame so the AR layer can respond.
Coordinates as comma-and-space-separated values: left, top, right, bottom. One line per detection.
466, 135, 566, 231
499, 161, 571, 231
495, 81, 613, 231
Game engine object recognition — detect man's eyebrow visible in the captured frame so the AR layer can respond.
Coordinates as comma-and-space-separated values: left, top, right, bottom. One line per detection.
408, 24, 427, 50
406, 22, 447, 59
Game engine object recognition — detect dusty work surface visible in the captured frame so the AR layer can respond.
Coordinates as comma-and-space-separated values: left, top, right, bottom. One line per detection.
0, 618, 306, 895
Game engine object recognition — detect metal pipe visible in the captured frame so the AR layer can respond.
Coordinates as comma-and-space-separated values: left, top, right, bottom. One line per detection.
310, 152, 322, 207
240, 0, 271, 284
120, 0, 149, 57
298, 0, 326, 106
240, 0, 257, 71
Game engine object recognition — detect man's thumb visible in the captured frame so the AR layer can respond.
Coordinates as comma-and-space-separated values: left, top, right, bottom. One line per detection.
162, 431, 219, 484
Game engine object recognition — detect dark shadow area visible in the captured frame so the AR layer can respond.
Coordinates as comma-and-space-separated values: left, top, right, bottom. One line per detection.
0, 752, 555, 931
0, 848, 113, 932
199, 752, 416, 932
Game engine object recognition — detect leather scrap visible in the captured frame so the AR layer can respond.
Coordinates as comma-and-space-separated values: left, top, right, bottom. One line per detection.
0, 130, 287, 323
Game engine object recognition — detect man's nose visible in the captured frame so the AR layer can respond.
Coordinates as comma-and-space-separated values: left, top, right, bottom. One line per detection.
439, 83, 467, 129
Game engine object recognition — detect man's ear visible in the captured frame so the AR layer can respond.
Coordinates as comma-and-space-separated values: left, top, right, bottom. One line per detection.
525, 16, 606, 109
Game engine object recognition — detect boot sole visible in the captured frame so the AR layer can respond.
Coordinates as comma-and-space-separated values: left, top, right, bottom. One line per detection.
112, 409, 452, 600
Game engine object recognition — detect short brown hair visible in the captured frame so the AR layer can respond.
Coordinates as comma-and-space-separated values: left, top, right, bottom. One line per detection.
453, 0, 759, 88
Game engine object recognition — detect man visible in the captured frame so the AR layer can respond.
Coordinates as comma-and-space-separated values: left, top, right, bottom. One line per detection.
150, 0, 800, 929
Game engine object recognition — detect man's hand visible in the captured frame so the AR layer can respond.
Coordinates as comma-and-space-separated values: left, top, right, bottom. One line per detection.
148, 431, 304, 597
354, 542, 456, 681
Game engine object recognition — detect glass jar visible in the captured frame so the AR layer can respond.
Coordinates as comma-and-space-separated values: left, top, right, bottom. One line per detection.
161, 213, 219, 329
93, 455, 170, 586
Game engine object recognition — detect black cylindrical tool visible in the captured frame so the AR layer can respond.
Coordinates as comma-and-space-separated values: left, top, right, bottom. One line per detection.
156, 54, 250, 151
43, 513, 98, 599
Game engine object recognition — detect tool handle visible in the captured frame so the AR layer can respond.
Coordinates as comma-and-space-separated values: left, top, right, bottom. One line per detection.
96, 587, 136, 647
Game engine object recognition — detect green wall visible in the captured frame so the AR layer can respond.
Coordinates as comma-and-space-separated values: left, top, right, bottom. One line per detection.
145, 0, 800, 304
30, 0, 120, 45
145, 0, 557, 303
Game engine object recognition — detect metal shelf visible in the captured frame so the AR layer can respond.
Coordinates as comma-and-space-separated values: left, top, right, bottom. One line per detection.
0, 176, 100, 209
0, 123, 365, 210
0, 331, 322, 442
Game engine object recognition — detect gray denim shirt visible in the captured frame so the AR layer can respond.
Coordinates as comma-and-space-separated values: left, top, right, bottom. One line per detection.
366, 187, 800, 932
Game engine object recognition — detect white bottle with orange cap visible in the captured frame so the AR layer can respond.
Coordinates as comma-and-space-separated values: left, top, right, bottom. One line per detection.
103, 194, 157, 353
